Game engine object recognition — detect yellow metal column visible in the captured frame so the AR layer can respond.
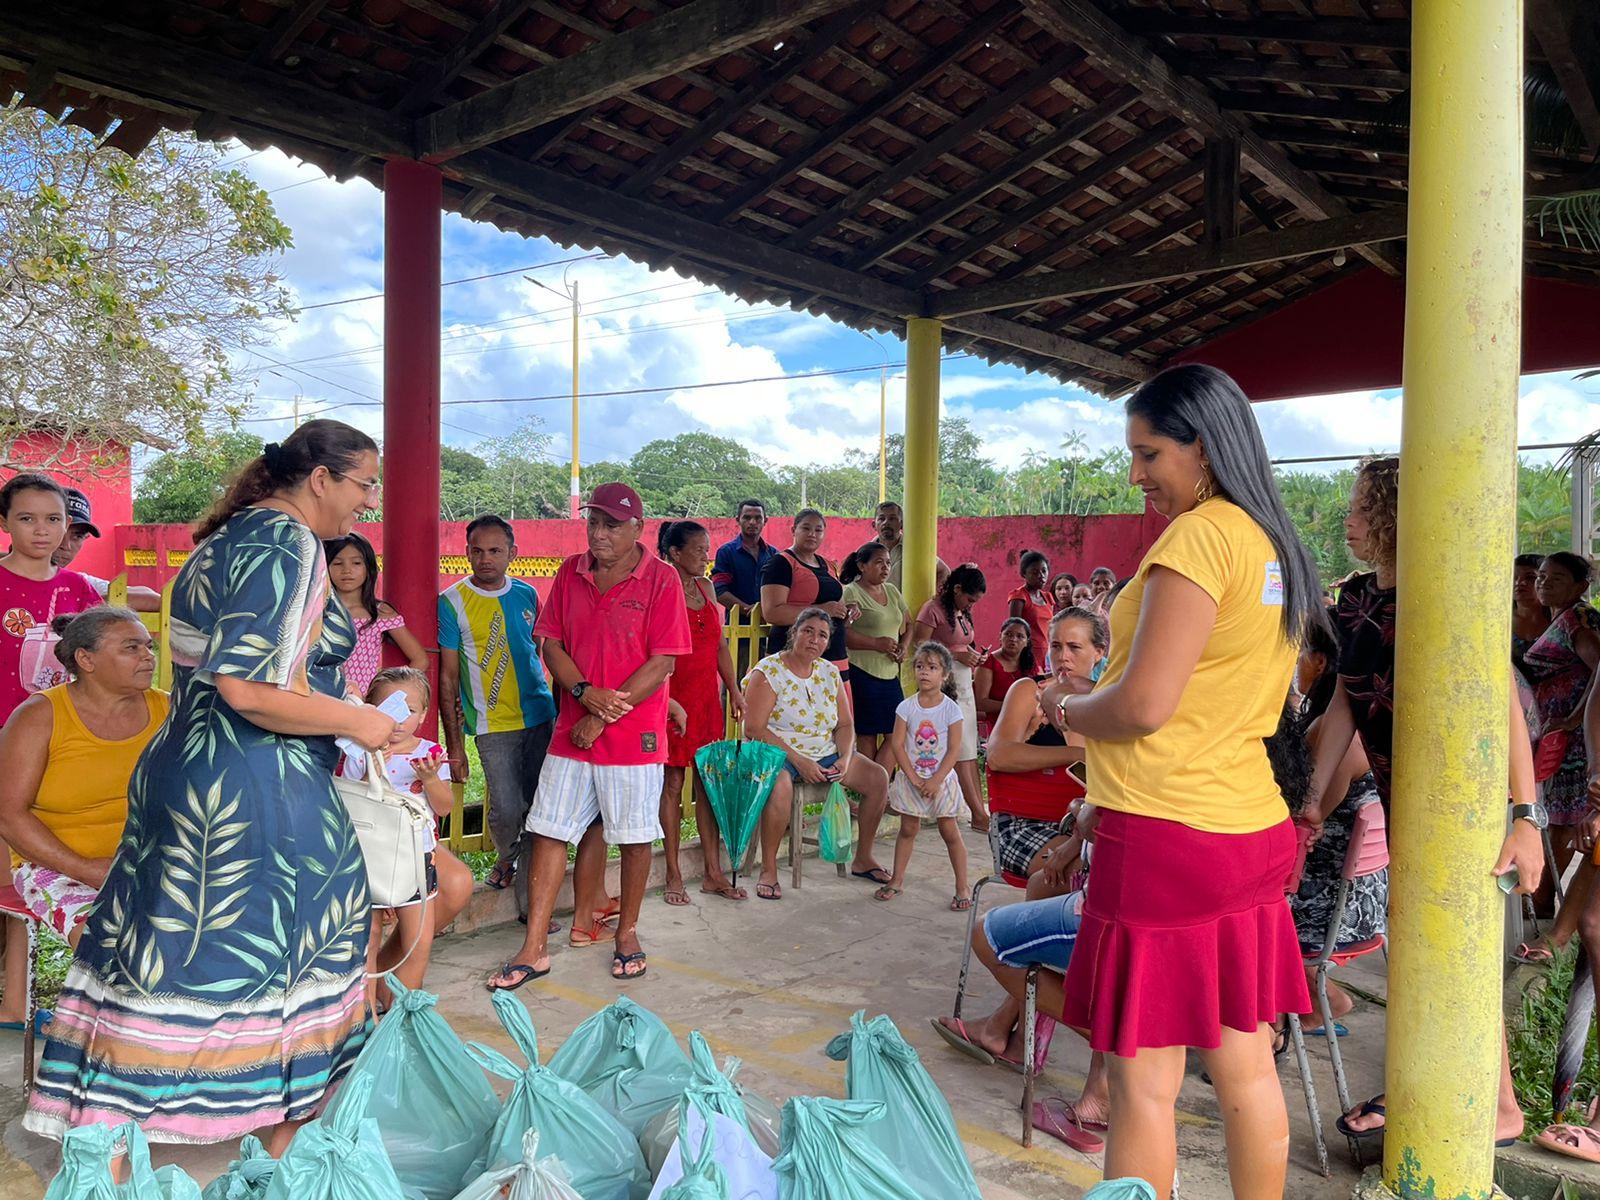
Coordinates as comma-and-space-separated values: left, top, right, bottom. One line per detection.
903, 318, 941, 617
1387, 2, 1524, 1198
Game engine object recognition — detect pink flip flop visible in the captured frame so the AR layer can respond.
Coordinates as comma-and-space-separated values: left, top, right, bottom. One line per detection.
995, 1013, 1058, 1076
1535, 1123, 1600, 1163
1031, 1097, 1105, 1153
928, 1017, 996, 1066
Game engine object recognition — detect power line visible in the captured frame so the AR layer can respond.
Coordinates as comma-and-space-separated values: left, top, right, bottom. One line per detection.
1271, 440, 1579, 466
291, 252, 607, 313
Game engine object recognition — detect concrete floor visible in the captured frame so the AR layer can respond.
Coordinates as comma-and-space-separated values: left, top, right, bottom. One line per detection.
0, 825, 1386, 1199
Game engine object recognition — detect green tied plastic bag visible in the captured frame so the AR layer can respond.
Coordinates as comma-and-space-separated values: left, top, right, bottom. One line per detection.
467, 989, 651, 1200
43, 1122, 201, 1200
263, 1074, 408, 1200
451, 1131, 583, 1200
653, 1095, 730, 1200
324, 975, 499, 1199
817, 784, 854, 864
547, 995, 694, 1137
638, 1032, 782, 1176
823, 1012, 980, 1200
770, 1098, 919, 1200
1085, 1183, 1158, 1200
199, 1136, 275, 1200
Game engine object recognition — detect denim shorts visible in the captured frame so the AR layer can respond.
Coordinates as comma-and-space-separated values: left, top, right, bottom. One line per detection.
783, 752, 839, 782
983, 892, 1084, 971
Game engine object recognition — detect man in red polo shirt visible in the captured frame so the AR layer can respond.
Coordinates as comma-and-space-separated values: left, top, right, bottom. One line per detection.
488, 482, 691, 988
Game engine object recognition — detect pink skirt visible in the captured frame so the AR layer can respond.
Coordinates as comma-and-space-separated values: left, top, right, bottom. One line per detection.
1064, 809, 1310, 1057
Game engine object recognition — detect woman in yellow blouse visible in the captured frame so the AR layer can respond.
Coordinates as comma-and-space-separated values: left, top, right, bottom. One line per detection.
1041, 365, 1325, 1199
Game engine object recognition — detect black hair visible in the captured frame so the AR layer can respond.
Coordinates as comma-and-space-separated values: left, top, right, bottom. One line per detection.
657, 519, 708, 561
840, 540, 889, 585
1543, 551, 1593, 587
1298, 616, 1340, 723
996, 616, 1038, 676
0, 472, 67, 518
1126, 364, 1328, 646
1019, 549, 1049, 578
736, 499, 766, 516
465, 514, 516, 546
1090, 566, 1116, 580
1106, 577, 1131, 608
1265, 700, 1315, 817
783, 606, 834, 652
51, 607, 145, 674
196, 420, 376, 542
792, 507, 825, 528
938, 563, 986, 626
1514, 553, 1544, 571
1051, 604, 1110, 653
323, 531, 382, 631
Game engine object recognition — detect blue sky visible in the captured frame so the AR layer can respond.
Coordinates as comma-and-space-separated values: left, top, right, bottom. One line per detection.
227, 146, 1600, 478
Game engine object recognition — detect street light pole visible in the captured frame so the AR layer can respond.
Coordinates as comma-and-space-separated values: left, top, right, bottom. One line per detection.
568, 278, 580, 519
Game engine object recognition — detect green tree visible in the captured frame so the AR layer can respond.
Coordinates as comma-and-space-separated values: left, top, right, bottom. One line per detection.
0, 105, 293, 472
133, 430, 263, 523
475, 420, 565, 519
1518, 460, 1571, 552
627, 433, 779, 517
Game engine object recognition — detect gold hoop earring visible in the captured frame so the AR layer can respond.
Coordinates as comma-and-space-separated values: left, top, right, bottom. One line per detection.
1195, 473, 1215, 503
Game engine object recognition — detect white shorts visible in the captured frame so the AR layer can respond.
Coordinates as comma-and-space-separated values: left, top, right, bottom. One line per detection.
526, 755, 665, 845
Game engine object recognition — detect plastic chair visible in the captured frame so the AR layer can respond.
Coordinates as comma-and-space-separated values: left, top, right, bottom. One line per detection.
1297, 804, 1390, 1169
1280, 821, 1329, 1177
951, 868, 1052, 1147
0, 883, 40, 1094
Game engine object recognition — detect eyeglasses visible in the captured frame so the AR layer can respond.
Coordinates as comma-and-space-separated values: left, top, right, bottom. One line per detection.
333, 472, 382, 498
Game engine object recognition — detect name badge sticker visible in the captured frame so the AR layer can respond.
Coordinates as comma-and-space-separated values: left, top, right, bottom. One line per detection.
1261, 561, 1284, 606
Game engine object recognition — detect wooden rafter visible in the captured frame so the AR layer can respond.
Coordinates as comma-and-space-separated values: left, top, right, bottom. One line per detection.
930, 207, 1409, 318
1176, 55, 1408, 92
1219, 93, 1395, 123
706, 1, 1023, 224
417, 0, 860, 159
905, 119, 1184, 286
944, 312, 1150, 385
1119, 14, 1410, 52
400, 0, 535, 113
1529, 0, 1600, 154
1203, 136, 1239, 247
251, 0, 332, 66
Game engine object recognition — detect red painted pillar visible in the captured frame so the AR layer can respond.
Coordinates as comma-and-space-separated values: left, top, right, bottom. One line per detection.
382, 160, 442, 730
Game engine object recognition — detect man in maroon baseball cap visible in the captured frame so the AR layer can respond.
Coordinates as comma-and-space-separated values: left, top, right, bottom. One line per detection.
488, 482, 691, 990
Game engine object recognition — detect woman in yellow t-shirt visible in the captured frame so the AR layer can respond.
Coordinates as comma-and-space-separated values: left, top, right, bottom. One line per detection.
1040, 365, 1326, 1200
0, 608, 167, 946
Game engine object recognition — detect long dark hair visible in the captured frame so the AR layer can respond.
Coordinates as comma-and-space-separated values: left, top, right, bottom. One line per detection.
1299, 616, 1340, 723
0, 472, 66, 518
323, 530, 382, 631
840, 540, 889, 585
938, 563, 986, 628
1126, 364, 1327, 645
195, 419, 377, 542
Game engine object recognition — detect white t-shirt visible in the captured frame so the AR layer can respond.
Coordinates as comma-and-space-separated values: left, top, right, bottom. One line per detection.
894, 694, 964, 778
338, 739, 451, 850
81, 572, 110, 598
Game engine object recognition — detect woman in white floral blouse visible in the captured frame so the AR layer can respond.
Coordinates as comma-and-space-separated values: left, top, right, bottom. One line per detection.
743, 607, 890, 900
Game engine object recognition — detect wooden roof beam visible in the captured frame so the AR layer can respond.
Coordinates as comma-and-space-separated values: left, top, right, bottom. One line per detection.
1020, 0, 1401, 274
1529, 0, 1600, 154
1219, 93, 1395, 123
251, 0, 332, 66
707, 0, 1023, 223
944, 312, 1151, 384
1176, 55, 1408, 92
1120, 14, 1410, 52
929, 207, 1409, 318
400, 0, 536, 113
1203, 136, 1240, 247
417, 0, 860, 160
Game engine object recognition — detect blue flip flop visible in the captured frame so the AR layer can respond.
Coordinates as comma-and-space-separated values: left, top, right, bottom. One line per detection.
1306, 1022, 1349, 1038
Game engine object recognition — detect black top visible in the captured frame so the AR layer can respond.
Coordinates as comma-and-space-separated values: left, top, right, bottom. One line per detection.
1334, 571, 1396, 808
761, 552, 848, 662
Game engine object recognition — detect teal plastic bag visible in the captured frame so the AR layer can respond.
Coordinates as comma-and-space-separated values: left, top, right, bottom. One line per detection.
547, 996, 694, 1137
324, 976, 499, 1199
467, 989, 651, 1200
823, 1013, 979, 1200
771, 1098, 919, 1200
199, 1136, 275, 1200
263, 1075, 407, 1200
653, 1096, 730, 1200
1085, 1183, 1158, 1200
817, 785, 853, 864
44, 1123, 201, 1200
451, 1131, 583, 1200
638, 1032, 782, 1175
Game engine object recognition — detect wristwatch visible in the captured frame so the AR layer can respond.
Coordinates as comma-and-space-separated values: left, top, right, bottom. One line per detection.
571, 681, 591, 702
1512, 802, 1550, 831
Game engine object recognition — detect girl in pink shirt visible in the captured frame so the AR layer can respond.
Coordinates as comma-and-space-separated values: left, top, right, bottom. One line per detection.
324, 532, 428, 698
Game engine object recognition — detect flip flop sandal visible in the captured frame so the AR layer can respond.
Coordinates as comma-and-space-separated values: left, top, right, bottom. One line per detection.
486, 962, 549, 992
996, 1013, 1058, 1076
928, 1017, 997, 1066
1514, 942, 1556, 965
611, 951, 647, 981
756, 881, 783, 901
569, 921, 616, 948
661, 887, 692, 907
1534, 1124, 1600, 1162
850, 867, 892, 885
485, 862, 515, 890
1306, 1022, 1350, 1038
700, 882, 748, 901
1336, 1098, 1387, 1141
951, 894, 974, 911
1030, 1097, 1105, 1154
594, 898, 621, 922
874, 885, 903, 901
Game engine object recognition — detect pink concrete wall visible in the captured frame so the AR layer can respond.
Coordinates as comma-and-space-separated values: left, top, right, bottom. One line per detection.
116, 512, 1167, 647
3, 433, 132, 579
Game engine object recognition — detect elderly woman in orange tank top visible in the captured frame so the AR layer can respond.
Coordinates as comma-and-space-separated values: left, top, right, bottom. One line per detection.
0, 608, 167, 946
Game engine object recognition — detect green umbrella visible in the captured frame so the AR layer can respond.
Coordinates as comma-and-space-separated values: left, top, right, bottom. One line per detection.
694, 739, 787, 887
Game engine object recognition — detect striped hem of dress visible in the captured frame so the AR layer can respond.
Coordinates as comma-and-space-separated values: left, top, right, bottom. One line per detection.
24, 963, 369, 1145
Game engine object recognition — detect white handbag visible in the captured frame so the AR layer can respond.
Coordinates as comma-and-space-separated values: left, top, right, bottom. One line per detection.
334, 751, 433, 908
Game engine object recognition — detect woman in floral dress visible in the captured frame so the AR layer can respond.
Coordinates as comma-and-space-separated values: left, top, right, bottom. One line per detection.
27, 421, 397, 1152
